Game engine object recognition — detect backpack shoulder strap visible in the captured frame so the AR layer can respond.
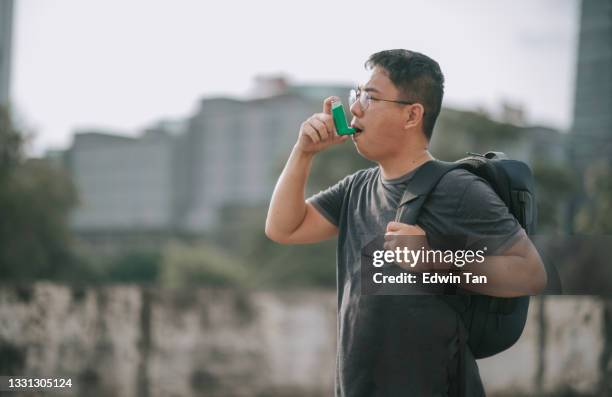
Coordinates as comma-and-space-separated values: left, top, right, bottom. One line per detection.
395, 160, 463, 224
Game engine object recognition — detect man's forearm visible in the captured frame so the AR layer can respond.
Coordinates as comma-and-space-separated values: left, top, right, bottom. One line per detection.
454, 253, 545, 297
458, 232, 546, 297
390, 230, 547, 297
407, 253, 543, 297
265, 146, 315, 237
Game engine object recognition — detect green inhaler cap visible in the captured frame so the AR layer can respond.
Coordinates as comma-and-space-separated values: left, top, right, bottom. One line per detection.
331, 100, 356, 135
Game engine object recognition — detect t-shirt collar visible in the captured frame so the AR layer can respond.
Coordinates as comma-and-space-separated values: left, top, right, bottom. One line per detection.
379, 166, 418, 186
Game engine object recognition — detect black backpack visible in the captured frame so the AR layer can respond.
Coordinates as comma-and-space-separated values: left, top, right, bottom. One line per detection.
394, 152, 540, 359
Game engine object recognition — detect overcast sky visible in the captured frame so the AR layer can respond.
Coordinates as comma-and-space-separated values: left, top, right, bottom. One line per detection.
12, 0, 579, 155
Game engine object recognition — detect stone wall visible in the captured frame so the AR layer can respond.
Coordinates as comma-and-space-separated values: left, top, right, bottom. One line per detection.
0, 284, 610, 396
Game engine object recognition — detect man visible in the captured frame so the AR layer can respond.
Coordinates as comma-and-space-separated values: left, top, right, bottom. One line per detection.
265, 49, 546, 396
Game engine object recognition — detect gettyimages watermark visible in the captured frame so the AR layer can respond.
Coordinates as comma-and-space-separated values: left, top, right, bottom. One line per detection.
360, 234, 612, 296
370, 245, 488, 284
361, 234, 497, 295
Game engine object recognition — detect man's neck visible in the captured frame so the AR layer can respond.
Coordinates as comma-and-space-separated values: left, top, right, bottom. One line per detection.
379, 150, 434, 180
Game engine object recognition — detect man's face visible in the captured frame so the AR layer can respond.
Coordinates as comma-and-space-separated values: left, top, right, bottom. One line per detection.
349, 66, 410, 161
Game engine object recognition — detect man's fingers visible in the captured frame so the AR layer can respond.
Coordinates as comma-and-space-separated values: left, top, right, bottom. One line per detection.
409, 225, 426, 235
323, 96, 339, 115
315, 114, 336, 138
386, 221, 405, 232
386, 222, 426, 235
303, 125, 320, 144
332, 126, 350, 143
309, 117, 329, 141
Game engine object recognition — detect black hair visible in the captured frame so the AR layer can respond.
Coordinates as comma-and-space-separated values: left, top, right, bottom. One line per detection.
365, 49, 445, 140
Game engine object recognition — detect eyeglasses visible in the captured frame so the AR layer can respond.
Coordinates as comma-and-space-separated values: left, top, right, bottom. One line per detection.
349, 88, 414, 111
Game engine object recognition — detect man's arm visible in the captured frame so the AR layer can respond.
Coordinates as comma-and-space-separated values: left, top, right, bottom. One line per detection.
385, 224, 547, 297
265, 97, 349, 245
453, 229, 547, 297
265, 148, 338, 244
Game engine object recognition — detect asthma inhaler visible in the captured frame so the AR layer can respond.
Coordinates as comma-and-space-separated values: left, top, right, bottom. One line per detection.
331, 100, 356, 135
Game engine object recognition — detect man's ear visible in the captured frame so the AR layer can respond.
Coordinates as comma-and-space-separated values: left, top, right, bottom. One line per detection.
403, 103, 425, 130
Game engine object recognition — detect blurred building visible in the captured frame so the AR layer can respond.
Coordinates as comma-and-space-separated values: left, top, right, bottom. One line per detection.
0, 0, 14, 108
63, 78, 353, 234
572, 0, 612, 160
69, 128, 178, 232
180, 94, 315, 231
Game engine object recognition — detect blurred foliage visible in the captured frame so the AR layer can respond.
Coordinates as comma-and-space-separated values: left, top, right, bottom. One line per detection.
106, 250, 161, 284
575, 159, 612, 233
0, 106, 22, 178
244, 230, 337, 288
0, 107, 81, 282
532, 161, 576, 233
307, 138, 373, 194
432, 108, 521, 161
159, 241, 250, 288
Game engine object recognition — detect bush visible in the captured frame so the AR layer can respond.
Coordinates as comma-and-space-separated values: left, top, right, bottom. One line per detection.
105, 251, 161, 284
159, 241, 251, 288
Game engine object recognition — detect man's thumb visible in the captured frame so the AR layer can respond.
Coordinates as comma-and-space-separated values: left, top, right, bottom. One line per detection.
323, 96, 339, 114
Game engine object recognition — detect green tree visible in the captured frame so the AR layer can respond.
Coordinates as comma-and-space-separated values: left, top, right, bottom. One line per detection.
532, 161, 575, 233
159, 240, 250, 288
0, 106, 22, 180
0, 107, 79, 281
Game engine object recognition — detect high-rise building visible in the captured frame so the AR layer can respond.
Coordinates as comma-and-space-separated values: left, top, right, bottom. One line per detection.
69, 127, 180, 233
572, 0, 612, 163
0, 0, 14, 108
180, 94, 316, 231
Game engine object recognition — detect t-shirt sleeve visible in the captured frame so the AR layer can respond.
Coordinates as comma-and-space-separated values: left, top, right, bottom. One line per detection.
306, 174, 353, 227
452, 177, 522, 253
424, 170, 522, 254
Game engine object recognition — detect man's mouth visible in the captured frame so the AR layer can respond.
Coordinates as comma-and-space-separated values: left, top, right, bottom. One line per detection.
351, 123, 364, 135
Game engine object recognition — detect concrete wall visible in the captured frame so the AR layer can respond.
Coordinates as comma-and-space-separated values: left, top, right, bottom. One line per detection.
0, 284, 610, 396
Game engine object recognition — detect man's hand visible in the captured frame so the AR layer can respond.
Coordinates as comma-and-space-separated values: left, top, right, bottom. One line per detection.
384, 222, 548, 296
384, 222, 427, 254
265, 96, 347, 245
385, 221, 425, 238
295, 96, 349, 154
383, 222, 450, 271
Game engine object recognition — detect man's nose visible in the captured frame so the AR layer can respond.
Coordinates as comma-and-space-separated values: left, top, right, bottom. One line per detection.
349, 99, 363, 118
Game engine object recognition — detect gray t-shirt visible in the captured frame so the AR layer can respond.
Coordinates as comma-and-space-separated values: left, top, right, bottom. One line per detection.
308, 163, 521, 397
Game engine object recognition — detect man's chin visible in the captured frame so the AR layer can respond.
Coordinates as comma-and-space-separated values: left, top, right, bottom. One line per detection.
351, 134, 373, 160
